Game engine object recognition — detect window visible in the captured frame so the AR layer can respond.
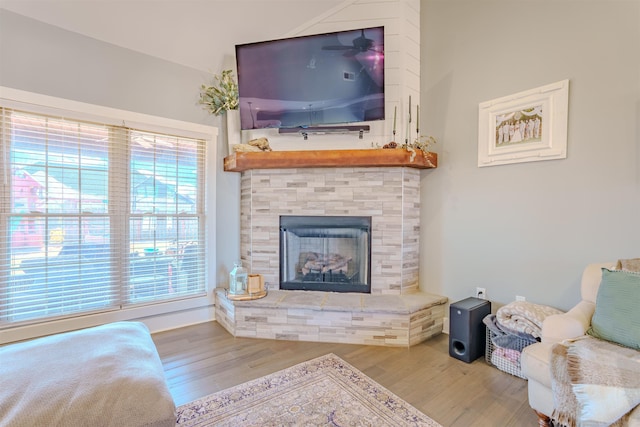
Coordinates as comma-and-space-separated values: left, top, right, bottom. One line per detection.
0, 94, 212, 328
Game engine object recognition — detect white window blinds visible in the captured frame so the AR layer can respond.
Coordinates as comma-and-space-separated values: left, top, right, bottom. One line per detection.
1, 106, 207, 327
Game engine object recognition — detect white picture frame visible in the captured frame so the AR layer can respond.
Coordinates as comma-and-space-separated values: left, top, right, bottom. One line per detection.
478, 79, 569, 167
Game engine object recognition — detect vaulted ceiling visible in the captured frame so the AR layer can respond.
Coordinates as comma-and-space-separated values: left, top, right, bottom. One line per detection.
0, 0, 343, 72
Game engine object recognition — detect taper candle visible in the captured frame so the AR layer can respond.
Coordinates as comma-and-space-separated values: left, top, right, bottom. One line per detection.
406, 112, 410, 143
416, 105, 419, 133
393, 106, 397, 134
406, 96, 411, 143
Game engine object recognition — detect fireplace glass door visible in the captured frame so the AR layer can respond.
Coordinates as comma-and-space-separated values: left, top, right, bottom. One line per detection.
279, 215, 371, 293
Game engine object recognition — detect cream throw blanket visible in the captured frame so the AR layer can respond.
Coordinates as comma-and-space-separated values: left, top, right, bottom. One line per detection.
551, 336, 640, 427
617, 258, 640, 273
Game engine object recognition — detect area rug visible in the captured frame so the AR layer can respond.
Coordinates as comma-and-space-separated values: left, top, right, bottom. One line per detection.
175, 353, 442, 426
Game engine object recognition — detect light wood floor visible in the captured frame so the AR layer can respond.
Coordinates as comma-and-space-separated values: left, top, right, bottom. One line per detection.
152, 321, 538, 427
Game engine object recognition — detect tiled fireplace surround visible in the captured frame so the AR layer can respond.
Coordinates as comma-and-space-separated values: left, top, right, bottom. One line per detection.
215, 164, 447, 347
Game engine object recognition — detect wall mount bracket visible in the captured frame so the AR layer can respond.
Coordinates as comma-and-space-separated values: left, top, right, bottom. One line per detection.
278, 125, 370, 140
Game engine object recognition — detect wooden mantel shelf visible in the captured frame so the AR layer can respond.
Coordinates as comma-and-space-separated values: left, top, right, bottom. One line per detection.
223, 149, 437, 172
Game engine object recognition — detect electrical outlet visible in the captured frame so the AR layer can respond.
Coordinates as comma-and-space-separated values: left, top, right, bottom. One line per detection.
476, 287, 486, 299
516, 295, 526, 301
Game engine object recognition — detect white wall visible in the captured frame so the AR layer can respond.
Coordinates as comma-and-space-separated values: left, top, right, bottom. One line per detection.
420, 0, 640, 311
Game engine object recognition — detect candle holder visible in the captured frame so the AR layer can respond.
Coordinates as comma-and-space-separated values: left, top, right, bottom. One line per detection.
229, 262, 248, 296
226, 270, 268, 300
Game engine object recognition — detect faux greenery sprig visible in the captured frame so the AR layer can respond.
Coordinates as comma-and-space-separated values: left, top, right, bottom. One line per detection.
198, 70, 239, 116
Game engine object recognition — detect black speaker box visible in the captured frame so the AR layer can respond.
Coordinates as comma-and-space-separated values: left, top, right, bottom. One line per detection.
449, 297, 491, 363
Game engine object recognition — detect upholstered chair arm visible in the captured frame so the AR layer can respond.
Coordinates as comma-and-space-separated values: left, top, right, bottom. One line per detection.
541, 300, 595, 344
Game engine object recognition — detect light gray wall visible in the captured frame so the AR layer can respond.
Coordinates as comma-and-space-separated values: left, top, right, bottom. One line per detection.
1, 10, 209, 124
0, 9, 241, 289
420, 0, 640, 310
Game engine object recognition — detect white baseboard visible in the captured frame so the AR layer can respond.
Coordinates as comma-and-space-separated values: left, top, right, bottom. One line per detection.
139, 305, 215, 334
1, 295, 215, 344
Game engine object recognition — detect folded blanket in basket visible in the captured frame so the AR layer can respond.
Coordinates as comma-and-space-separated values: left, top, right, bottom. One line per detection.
496, 300, 563, 339
493, 347, 521, 364
484, 313, 537, 350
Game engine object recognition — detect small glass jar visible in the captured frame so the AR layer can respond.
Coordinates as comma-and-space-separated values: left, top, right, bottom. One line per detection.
229, 262, 248, 295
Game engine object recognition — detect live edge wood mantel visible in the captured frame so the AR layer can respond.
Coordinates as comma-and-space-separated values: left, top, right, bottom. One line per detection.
223, 149, 438, 172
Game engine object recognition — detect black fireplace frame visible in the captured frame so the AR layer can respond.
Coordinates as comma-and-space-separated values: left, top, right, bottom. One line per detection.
279, 215, 372, 293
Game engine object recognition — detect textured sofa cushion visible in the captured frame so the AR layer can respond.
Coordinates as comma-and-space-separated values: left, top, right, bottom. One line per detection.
521, 342, 554, 388
0, 321, 176, 427
587, 268, 640, 349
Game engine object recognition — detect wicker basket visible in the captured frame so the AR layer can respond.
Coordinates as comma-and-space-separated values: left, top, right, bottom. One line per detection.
485, 326, 531, 379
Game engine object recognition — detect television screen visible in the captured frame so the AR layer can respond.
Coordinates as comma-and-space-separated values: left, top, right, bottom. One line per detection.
235, 26, 384, 130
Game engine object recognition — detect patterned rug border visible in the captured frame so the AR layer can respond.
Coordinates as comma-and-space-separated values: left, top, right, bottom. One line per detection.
175, 353, 441, 426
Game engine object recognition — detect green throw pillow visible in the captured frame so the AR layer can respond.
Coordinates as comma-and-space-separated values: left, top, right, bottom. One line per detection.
587, 268, 640, 349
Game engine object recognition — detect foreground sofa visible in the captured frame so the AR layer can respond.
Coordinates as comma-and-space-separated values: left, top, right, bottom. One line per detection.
520, 261, 640, 426
0, 321, 176, 427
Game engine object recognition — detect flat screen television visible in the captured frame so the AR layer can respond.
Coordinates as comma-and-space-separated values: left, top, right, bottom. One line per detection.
235, 26, 384, 131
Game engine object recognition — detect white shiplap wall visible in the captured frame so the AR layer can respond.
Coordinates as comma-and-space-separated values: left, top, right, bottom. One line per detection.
243, 0, 421, 151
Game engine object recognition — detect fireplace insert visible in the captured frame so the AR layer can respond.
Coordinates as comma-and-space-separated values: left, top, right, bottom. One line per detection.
279, 215, 371, 293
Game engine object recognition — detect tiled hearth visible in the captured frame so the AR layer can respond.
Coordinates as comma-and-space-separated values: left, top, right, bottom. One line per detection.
216, 151, 447, 347
215, 288, 446, 346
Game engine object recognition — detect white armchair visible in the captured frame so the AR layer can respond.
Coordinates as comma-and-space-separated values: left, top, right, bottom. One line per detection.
520, 262, 615, 426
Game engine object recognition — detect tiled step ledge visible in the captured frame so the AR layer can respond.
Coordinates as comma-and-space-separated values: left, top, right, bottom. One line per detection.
215, 288, 447, 347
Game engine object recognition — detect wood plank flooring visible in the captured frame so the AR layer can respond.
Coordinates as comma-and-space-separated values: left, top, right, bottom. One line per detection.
152, 321, 538, 427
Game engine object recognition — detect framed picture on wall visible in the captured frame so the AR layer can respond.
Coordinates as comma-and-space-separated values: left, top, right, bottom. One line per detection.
477, 79, 569, 167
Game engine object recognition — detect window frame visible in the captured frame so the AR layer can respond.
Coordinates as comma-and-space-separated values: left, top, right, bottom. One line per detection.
0, 86, 218, 344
